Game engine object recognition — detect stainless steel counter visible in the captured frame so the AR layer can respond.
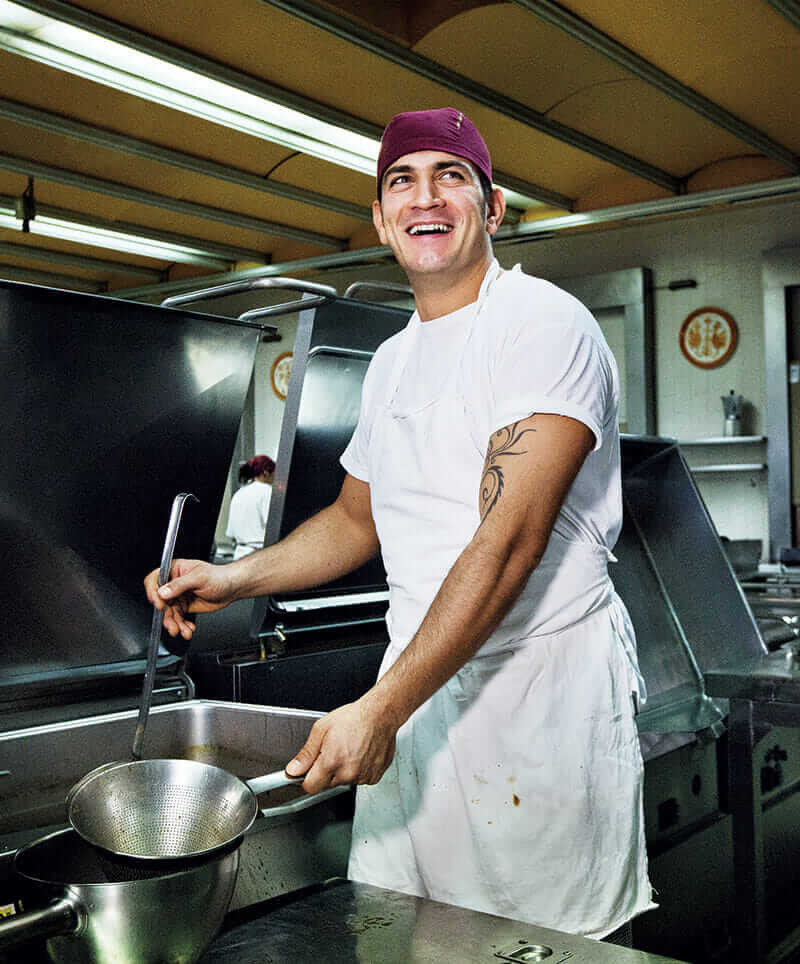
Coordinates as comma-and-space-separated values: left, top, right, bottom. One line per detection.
201, 880, 689, 964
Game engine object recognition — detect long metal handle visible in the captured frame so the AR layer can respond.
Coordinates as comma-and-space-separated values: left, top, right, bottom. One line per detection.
246, 770, 350, 820
132, 492, 198, 760
343, 281, 412, 300
245, 769, 304, 795
161, 277, 337, 319
257, 785, 349, 820
237, 278, 337, 322
0, 895, 82, 949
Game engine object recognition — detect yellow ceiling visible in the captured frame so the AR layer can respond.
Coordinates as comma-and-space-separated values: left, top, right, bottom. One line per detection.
0, 0, 797, 294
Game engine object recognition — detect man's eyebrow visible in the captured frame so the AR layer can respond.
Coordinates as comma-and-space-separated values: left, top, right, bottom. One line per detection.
382, 158, 473, 184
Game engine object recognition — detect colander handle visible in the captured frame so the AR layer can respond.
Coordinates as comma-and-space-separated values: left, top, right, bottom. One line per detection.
257, 785, 350, 820
245, 769, 305, 795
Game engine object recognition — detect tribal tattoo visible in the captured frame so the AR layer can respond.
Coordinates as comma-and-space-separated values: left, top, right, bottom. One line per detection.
479, 421, 537, 522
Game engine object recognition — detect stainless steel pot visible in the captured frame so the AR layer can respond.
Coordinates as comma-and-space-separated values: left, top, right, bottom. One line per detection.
0, 828, 238, 963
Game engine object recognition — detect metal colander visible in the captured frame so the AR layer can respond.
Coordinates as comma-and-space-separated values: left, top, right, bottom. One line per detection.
66, 758, 259, 862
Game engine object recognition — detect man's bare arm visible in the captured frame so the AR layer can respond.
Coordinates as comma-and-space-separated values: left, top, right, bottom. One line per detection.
288, 412, 595, 790
145, 474, 379, 638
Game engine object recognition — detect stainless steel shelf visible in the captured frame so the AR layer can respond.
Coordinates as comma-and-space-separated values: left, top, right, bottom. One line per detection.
680, 435, 766, 444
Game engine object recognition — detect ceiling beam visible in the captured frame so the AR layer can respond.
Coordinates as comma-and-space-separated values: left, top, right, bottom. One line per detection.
765, 0, 800, 31
0, 193, 268, 265
0, 238, 163, 279
0, 98, 368, 227
511, 0, 800, 173
0, 148, 345, 250
5, 0, 572, 210
0, 262, 105, 291
115, 175, 800, 303
260, 0, 681, 194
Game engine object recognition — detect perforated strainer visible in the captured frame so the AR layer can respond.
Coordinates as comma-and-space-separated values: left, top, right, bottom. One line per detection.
66, 758, 302, 862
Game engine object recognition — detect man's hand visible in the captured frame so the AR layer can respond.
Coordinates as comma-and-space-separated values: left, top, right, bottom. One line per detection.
143, 559, 239, 639
285, 693, 400, 793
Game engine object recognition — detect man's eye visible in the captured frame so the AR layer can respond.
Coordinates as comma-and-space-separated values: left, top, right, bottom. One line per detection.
388, 175, 409, 188
440, 169, 465, 181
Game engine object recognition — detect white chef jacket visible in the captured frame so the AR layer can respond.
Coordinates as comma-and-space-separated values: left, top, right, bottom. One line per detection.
226, 480, 271, 560
341, 261, 653, 938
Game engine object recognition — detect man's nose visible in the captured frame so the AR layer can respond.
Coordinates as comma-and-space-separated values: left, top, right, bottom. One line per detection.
410, 176, 443, 208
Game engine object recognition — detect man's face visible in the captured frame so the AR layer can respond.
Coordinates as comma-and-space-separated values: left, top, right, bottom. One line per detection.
372, 150, 503, 283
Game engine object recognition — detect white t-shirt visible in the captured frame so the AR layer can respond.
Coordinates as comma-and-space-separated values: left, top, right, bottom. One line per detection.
226, 480, 272, 560
341, 265, 622, 646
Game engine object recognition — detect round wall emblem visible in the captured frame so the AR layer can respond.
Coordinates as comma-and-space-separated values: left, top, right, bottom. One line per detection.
270, 351, 293, 400
679, 307, 738, 369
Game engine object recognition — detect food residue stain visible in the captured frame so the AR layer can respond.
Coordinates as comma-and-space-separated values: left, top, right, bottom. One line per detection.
513, 794, 520, 807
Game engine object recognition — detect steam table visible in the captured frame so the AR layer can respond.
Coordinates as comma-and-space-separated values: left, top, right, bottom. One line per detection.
705, 649, 800, 963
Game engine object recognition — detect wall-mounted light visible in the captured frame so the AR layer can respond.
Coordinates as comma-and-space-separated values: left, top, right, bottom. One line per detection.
0, 204, 230, 267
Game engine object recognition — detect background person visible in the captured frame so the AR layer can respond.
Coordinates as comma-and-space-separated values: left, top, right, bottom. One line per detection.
145, 107, 652, 944
225, 455, 274, 560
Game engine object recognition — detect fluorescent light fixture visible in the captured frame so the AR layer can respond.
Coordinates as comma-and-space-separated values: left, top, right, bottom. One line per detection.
0, 0, 379, 175
0, 206, 229, 267
0, 1, 544, 210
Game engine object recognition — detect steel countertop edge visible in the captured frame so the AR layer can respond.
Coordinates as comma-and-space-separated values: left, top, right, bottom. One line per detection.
199, 879, 688, 964
704, 647, 800, 703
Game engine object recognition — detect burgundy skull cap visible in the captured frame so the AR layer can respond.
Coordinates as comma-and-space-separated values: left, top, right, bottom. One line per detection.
377, 108, 492, 195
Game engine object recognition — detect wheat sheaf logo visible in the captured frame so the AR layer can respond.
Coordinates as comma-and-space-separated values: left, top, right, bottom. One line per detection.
679, 307, 738, 369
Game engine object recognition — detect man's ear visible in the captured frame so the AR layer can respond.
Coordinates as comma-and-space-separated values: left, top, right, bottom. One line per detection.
372, 199, 387, 244
486, 188, 506, 235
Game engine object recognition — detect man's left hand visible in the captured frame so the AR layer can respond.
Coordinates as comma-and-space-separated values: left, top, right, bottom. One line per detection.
285, 693, 399, 792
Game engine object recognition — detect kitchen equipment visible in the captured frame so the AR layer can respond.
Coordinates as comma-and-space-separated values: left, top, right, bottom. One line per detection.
722, 389, 743, 436
0, 701, 352, 917
66, 758, 303, 861
0, 827, 238, 963
133, 492, 198, 760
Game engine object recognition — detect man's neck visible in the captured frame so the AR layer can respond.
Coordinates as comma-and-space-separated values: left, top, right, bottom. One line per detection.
410, 256, 493, 322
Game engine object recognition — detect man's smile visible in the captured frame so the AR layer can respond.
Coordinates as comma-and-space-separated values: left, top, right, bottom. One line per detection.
406, 223, 454, 236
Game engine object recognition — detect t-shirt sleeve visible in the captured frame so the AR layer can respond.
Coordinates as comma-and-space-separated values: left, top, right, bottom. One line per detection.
490, 308, 614, 452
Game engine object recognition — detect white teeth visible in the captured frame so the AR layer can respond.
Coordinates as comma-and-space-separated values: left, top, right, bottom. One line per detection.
408, 224, 452, 235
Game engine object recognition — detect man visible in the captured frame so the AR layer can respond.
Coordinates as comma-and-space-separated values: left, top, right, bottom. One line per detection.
145, 108, 652, 942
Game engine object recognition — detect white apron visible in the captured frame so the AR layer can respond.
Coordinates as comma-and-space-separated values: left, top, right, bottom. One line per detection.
347, 263, 653, 939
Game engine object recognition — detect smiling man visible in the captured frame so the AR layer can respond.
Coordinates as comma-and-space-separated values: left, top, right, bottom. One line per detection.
145, 108, 653, 944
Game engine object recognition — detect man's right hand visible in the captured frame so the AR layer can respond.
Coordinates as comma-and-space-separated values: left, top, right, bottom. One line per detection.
143, 559, 239, 639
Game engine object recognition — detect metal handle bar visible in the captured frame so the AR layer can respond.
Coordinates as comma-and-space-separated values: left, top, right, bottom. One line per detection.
133, 492, 198, 760
161, 278, 337, 322
343, 281, 412, 301
0, 894, 83, 949
245, 769, 350, 821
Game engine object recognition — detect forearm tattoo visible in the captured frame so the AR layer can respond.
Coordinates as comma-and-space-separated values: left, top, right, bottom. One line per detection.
479, 421, 536, 522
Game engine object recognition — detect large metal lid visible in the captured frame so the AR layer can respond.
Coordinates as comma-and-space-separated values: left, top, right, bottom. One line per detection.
0, 281, 261, 700
615, 436, 765, 753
